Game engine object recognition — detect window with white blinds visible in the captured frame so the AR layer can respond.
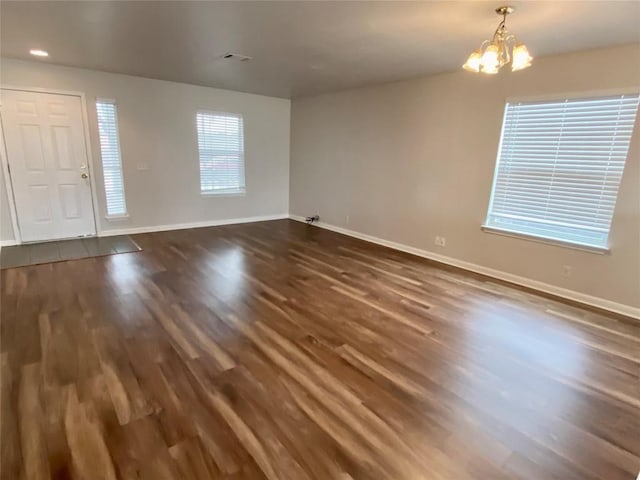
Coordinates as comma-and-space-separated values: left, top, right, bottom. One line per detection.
484, 93, 639, 250
196, 111, 245, 195
96, 100, 127, 217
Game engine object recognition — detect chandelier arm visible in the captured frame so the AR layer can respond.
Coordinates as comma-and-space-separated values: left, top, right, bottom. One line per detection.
492, 19, 506, 43
504, 34, 517, 64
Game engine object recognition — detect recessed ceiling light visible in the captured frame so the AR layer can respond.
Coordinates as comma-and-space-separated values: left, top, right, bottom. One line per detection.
29, 49, 49, 57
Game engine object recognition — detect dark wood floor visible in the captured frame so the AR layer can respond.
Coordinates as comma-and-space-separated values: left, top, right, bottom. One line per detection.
1, 219, 639, 480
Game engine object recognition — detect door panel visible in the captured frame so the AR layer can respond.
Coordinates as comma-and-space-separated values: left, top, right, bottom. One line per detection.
30, 185, 52, 221
16, 100, 38, 116
52, 126, 75, 169
1, 89, 96, 242
20, 124, 46, 170
58, 184, 82, 218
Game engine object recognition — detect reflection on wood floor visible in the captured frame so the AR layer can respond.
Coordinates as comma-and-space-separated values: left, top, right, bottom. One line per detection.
1, 219, 639, 480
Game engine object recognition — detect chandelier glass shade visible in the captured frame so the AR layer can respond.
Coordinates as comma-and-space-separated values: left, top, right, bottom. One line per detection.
463, 6, 533, 74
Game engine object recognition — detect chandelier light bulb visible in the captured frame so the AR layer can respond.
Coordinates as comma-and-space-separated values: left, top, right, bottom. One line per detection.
481, 45, 500, 70
512, 43, 533, 71
462, 50, 483, 72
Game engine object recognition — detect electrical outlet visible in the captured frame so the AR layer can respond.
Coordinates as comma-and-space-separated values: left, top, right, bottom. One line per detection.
345, 215, 350, 225
434, 236, 446, 247
562, 265, 572, 277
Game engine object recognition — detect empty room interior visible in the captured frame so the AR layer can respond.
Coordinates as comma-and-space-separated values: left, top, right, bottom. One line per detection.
1, 1, 640, 479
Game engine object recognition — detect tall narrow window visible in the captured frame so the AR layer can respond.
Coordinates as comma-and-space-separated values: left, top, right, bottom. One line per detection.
196, 111, 245, 195
484, 93, 639, 250
96, 100, 127, 216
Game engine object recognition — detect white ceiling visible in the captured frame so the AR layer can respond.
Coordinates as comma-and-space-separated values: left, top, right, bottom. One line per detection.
1, 1, 639, 98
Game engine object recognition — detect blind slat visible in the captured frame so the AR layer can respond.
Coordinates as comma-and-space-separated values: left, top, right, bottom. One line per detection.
486, 93, 639, 248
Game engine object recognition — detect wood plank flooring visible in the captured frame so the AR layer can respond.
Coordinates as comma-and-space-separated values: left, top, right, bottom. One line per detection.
1, 219, 639, 480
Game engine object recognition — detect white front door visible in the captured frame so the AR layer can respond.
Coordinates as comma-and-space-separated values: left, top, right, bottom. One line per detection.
1, 89, 96, 242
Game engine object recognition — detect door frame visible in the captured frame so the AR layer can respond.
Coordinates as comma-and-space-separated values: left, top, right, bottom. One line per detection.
0, 85, 101, 244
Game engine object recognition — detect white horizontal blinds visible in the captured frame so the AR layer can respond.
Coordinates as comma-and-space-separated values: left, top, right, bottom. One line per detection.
96, 100, 127, 216
487, 93, 639, 248
197, 112, 245, 194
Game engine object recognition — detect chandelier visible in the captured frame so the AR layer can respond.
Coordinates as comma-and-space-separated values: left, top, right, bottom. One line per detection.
463, 6, 533, 74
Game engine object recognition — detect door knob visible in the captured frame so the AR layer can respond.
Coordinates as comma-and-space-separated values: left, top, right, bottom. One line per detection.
81, 172, 89, 179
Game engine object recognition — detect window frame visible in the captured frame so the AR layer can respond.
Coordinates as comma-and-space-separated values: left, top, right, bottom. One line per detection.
95, 98, 128, 219
482, 89, 640, 254
195, 109, 246, 197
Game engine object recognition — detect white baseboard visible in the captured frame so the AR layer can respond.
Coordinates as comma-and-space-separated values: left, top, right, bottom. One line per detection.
1, 240, 18, 247
98, 213, 290, 237
289, 215, 640, 320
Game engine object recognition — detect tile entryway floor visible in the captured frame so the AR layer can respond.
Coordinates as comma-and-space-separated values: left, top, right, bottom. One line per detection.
0, 235, 141, 269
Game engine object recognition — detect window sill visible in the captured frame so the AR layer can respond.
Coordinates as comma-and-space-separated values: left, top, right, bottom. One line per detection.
105, 214, 130, 222
481, 225, 610, 254
201, 189, 246, 198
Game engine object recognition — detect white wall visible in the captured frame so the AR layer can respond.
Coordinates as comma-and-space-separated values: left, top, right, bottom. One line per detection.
290, 44, 640, 311
1, 58, 290, 241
